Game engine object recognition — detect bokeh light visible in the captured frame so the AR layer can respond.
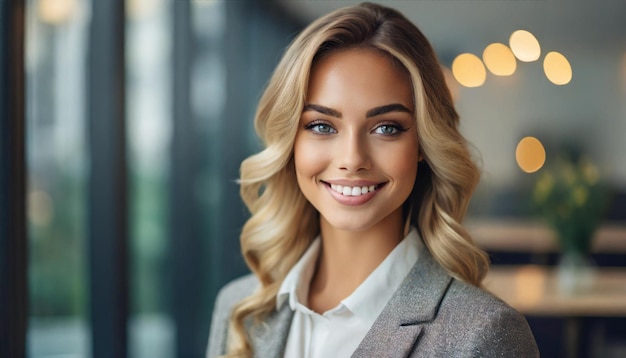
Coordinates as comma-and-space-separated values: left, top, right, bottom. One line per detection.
509, 30, 541, 62
543, 51, 573, 85
516, 136, 546, 173
452, 53, 487, 88
515, 265, 545, 307
482, 43, 517, 76
127, 0, 162, 20
38, 0, 77, 24
28, 190, 54, 227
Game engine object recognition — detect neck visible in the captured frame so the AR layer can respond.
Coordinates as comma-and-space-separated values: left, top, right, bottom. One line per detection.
307, 208, 405, 313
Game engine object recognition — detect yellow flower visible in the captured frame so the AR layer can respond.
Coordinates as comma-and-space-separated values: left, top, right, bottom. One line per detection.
562, 162, 576, 185
572, 186, 588, 207
533, 173, 554, 203
580, 158, 599, 185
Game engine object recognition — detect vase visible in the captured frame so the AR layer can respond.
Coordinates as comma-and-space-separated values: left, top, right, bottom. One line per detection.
556, 251, 595, 295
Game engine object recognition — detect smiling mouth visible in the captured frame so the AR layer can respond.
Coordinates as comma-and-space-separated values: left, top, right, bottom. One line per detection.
323, 182, 385, 197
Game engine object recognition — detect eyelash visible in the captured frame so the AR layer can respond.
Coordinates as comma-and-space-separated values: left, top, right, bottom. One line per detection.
303, 120, 337, 134
303, 120, 408, 136
373, 122, 408, 136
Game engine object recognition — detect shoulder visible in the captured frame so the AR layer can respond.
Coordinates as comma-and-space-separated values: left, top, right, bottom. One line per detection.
427, 279, 539, 357
444, 278, 514, 313
441, 279, 530, 332
207, 274, 259, 358
215, 274, 259, 308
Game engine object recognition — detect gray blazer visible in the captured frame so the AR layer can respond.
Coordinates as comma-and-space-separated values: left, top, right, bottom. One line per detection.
207, 247, 539, 357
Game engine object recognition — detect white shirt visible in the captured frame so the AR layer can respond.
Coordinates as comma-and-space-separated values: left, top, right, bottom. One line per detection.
276, 228, 422, 358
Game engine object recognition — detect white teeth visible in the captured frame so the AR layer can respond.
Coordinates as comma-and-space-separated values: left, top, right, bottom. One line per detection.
330, 183, 379, 196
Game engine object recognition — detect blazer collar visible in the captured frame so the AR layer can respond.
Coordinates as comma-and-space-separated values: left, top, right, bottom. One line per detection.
248, 245, 452, 358
250, 300, 294, 358
351, 246, 453, 357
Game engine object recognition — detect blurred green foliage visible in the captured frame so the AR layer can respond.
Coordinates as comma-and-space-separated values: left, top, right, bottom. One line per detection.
29, 171, 168, 317
29, 172, 86, 317
130, 171, 168, 315
532, 153, 611, 254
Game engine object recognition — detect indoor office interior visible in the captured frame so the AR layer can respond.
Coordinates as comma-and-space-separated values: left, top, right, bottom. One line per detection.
1, 0, 625, 357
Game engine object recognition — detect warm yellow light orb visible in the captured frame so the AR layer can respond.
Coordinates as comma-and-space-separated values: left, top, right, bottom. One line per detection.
516, 137, 546, 173
127, 0, 161, 20
452, 53, 487, 88
543, 51, 573, 85
482, 43, 517, 76
515, 265, 545, 306
38, 0, 77, 24
28, 190, 54, 226
509, 30, 541, 62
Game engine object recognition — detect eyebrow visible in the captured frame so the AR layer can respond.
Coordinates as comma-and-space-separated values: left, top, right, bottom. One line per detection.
302, 103, 412, 118
302, 104, 342, 118
365, 103, 412, 118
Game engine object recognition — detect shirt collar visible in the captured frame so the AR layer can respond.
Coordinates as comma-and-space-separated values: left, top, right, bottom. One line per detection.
342, 228, 422, 321
276, 227, 422, 320
276, 237, 320, 310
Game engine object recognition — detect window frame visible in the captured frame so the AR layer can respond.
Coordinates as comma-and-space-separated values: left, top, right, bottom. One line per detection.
0, 0, 27, 357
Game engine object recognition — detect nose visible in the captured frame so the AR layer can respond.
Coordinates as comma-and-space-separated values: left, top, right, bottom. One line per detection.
337, 130, 371, 172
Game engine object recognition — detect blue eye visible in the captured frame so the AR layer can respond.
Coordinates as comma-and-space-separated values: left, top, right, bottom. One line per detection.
305, 122, 337, 134
373, 124, 404, 135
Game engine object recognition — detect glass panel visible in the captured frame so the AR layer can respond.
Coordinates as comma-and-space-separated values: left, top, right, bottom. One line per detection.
126, 0, 174, 357
197, 2, 303, 347
26, 0, 91, 356
192, 0, 227, 294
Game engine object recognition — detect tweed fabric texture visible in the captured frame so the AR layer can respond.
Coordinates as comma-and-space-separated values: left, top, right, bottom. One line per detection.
207, 246, 539, 358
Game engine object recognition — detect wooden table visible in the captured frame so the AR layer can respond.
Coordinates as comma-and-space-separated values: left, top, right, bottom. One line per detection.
468, 219, 626, 254
484, 266, 626, 357
485, 265, 626, 316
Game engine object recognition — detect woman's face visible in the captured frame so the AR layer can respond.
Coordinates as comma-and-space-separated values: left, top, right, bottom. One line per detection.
294, 48, 420, 233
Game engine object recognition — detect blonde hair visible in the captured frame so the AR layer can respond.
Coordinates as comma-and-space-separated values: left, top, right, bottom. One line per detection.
227, 3, 489, 356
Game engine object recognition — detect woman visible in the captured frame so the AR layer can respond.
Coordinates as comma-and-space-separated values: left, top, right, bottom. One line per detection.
208, 3, 539, 357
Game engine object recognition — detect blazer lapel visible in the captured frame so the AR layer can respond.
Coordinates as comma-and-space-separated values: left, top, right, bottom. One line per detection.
351, 247, 453, 358
250, 301, 294, 358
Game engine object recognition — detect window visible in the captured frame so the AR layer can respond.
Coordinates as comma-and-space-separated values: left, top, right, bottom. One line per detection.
6, 0, 302, 357
26, 0, 90, 356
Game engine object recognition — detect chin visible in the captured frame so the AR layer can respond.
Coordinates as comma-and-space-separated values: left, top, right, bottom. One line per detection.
321, 214, 382, 233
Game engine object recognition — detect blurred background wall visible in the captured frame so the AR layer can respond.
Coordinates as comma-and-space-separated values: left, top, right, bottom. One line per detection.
2, 0, 625, 357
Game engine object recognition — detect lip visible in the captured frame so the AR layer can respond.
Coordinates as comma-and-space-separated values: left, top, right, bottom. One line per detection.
323, 179, 382, 187
321, 179, 386, 206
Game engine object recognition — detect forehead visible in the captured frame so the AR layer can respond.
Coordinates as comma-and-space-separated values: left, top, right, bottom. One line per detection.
306, 48, 413, 109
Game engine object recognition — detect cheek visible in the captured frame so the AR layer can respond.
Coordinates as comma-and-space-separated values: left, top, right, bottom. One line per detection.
379, 140, 420, 187
389, 157, 419, 183
293, 136, 329, 182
